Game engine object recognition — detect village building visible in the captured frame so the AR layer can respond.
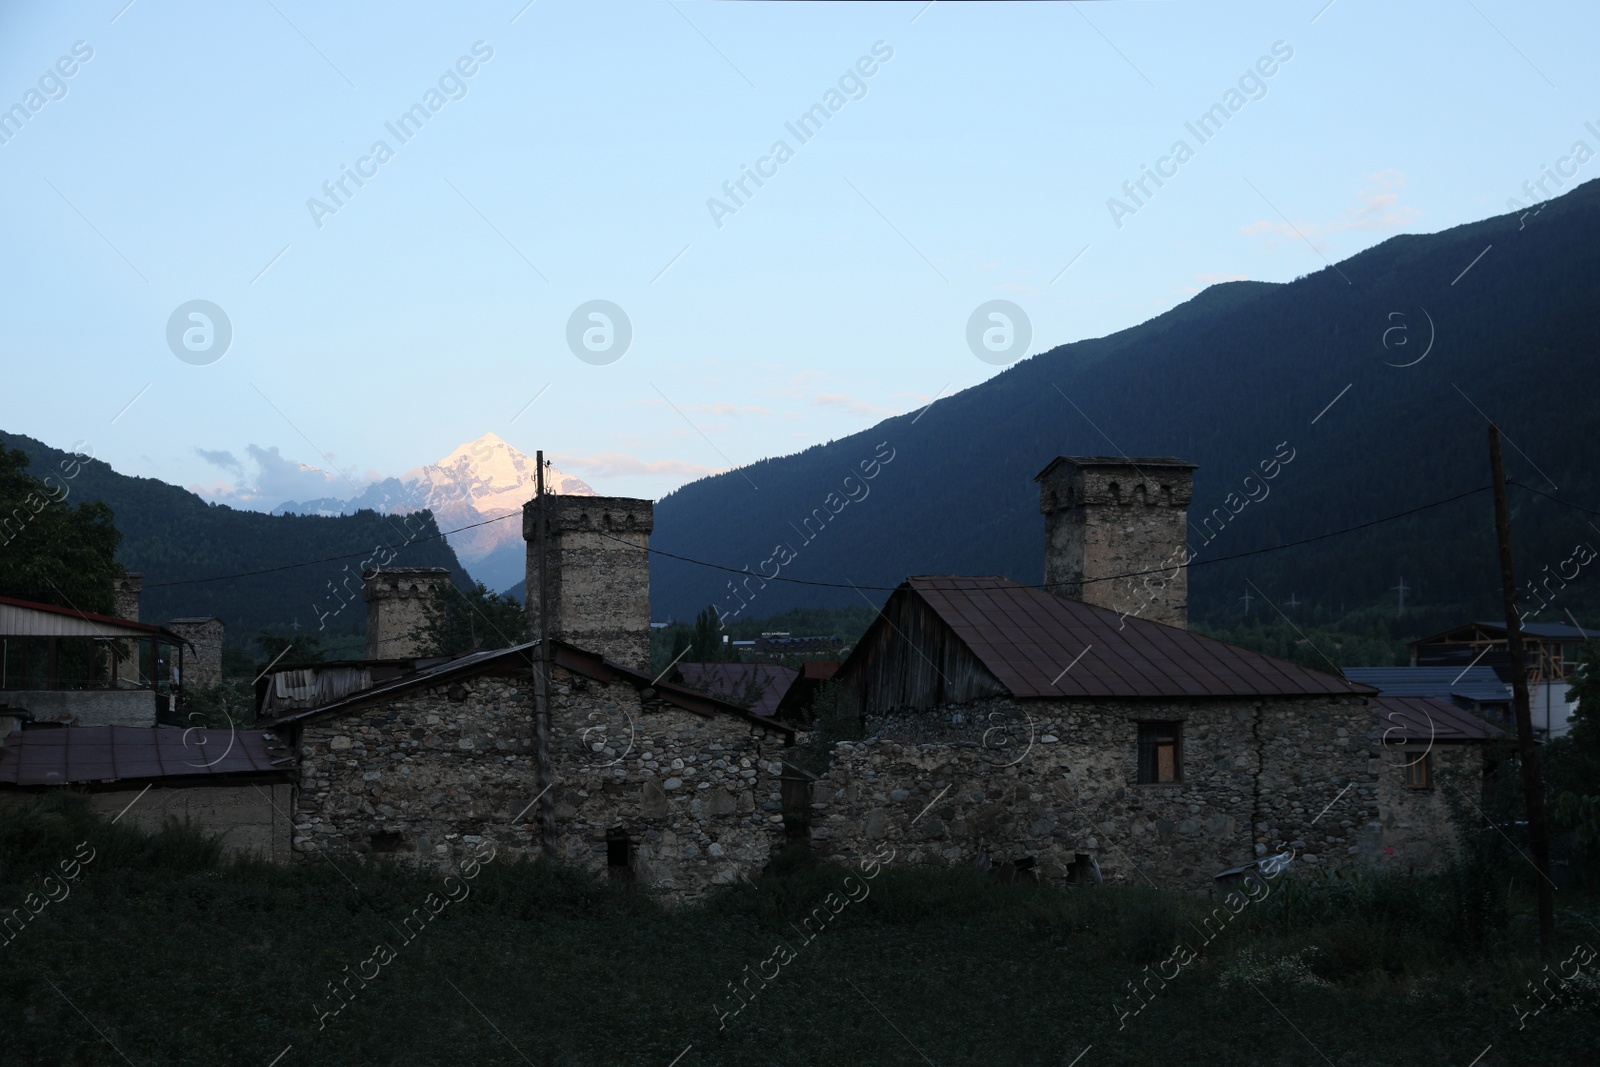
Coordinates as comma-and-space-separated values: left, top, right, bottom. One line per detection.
256, 496, 796, 901
806, 457, 1505, 890
1407, 620, 1590, 739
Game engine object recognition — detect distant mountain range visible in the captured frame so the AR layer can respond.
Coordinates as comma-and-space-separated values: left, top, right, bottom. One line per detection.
650, 179, 1600, 628
274, 433, 593, 592
0, 431, 469, 647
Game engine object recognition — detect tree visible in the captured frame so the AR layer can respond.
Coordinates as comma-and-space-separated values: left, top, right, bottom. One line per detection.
256, 631, 326, 665
411, 581, 530, 657
0, 446, 121, 614
689, 605, 728, 662
1547, 642, 1600, 853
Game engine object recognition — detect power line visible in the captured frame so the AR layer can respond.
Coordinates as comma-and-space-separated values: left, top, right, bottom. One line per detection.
625, 484, 1498, 592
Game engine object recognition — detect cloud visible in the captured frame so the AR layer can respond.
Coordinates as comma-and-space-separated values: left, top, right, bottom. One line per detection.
812, 392, 892, 416
193, 447, 241, 472
191, 444, 356, 509
684, 402, 771, 416
1241, 170, 1420, 250
551, 451, 723, 480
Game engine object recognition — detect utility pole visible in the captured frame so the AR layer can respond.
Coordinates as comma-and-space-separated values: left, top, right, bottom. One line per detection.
1489, 425, 1556, 952
1391, 577, 1409, 617
534, 451, 557, 858
1239, 588, 1254, 614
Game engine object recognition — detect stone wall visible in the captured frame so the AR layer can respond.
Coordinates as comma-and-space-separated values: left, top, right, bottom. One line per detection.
523, 496, 653, 671
14, 689, 155, 727
86, 782, 294, 862
168, 618, 224, 688
292, 665, 788, 901
1373, 742, 1479, 873
1038, 459, 1195, 629
363, 568, 450, 659
809, 695, 1378, 890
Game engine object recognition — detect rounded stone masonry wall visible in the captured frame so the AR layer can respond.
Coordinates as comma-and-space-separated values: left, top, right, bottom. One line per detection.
811, 695, 1379, 890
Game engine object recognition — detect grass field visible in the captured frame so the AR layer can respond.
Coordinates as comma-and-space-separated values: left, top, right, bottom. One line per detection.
0, 793, 1596, 1067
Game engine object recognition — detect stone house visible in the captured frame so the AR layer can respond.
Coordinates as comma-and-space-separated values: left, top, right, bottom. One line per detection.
808, 456, 1503, 890
257, 495, 796, 900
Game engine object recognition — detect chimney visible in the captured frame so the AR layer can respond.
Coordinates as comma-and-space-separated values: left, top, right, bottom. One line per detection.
114, 573, 143, 622
523, 494, 654, 669
363, 568, 452, 658
1036, 456, 1197, 629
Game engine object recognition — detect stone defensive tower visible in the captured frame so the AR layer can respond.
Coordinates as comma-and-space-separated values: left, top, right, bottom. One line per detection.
114, 573, 143, 622
168, 617, 225, 687
1036, 456, 1197, 629
523, 494, 653, 669
364, 568, 452, 659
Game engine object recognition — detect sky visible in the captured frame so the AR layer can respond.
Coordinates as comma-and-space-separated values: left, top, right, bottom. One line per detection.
1, 0, 1595, 507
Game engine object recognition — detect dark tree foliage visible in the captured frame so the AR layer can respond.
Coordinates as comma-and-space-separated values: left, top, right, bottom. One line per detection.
0, 446, 121, 614
0, 432, 471, 643
256, 631, 327, 665
1549, 642, 1600, 848
411, 581, 530, 657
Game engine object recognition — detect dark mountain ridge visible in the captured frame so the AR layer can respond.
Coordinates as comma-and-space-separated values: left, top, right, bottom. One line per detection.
651, 179, 1600, 629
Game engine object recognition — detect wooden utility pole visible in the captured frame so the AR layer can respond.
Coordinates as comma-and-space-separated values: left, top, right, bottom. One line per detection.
1489, 425, 1556, 951
534, 451, 557, 857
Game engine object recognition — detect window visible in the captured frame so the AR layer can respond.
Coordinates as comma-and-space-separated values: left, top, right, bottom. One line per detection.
1402, 751, 1430, 789
606, 829, 634, 882
1137, 722, 1181, 784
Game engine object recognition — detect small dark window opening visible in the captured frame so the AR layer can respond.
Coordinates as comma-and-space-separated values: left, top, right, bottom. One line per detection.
1066, 853, 1102, 885
369, 831, 402, 853
447, 684, 468, 703
1137, 722, 1181, 784
606, 830, 634, 882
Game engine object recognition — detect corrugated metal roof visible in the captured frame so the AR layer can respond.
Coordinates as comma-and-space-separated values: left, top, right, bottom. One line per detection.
1343, 666, 1511, 704
0, 726, 294, 786
901, 576, 1374, 699
677, 663, 798, 717
0, 596, 174, 640
1371, 696, 1504, 742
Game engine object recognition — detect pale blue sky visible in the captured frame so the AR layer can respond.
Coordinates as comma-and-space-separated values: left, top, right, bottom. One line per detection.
2, 0, 1593, 505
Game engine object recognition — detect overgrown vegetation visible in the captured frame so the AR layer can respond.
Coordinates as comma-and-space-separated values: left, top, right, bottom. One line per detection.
1, 794, 1595, 1065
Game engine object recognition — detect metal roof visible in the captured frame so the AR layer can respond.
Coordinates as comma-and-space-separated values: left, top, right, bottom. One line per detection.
0, 596, 177, 641
1371, 696, 1504, 742
1342, 666, 1512, 704
677, 663, 799, 718
899, 576, 1374, 699
1034, 456, 1198, 480
1409, 620, 1595, 645
0, 725, 294, 786
258, 640, 794, 736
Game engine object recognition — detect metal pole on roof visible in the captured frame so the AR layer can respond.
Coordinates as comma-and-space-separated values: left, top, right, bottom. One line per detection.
534, 450, 557, 858
1489, 425, 1555, 952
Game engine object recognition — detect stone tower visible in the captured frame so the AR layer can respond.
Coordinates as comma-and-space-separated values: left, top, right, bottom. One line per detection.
168, 617, 225, 687
523, 494, 653, 669
114, 573, 143, 622
363, 568, 452, 659
1035, 456, 1197, 629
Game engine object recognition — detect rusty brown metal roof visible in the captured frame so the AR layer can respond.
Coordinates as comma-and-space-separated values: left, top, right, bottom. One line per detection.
1371, 696, 1504, 742
903, 576, 1375, 699
0, 726, 294, 786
